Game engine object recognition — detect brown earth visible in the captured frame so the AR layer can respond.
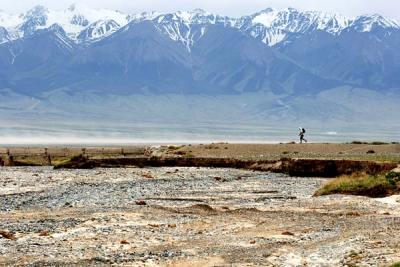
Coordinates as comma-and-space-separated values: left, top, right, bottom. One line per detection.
161, 143, 400, 162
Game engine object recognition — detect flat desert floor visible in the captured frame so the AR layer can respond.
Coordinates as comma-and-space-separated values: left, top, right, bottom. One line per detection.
1, 166, 400, 266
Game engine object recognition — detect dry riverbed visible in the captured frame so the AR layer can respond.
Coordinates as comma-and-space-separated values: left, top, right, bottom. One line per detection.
1, 167, 400, 266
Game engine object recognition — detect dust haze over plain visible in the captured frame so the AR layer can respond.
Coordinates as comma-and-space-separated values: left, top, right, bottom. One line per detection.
0, 0, 399, 19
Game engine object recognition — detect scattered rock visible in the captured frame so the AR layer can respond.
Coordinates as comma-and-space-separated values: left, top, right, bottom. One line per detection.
39, 230, 51, 237
346, 211, 361, 216
281, 231, 295, 236
0, 230, 17, 240
142, 173, 154, 179
135, 200, 147, 206
64, 202, 73, 207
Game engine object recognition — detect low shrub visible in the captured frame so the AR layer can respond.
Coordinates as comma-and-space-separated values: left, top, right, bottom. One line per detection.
351, 141, 367, 144
314, 173, 399, 198
386, 171, 400, 186
371, 141, 388, 145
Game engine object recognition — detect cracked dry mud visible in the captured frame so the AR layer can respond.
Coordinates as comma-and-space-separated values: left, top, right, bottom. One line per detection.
1, 167, 400, 266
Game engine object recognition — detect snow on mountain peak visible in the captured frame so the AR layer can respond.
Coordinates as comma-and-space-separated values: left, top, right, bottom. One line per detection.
0, 5, 399, 47
130, 11, 160, 22
0, 26, 10, 44
252, 8, 278, 28
350, 14, 399, 32
0, 4, 129, 41
251, 7, 349, 34
77, 19, 121, 43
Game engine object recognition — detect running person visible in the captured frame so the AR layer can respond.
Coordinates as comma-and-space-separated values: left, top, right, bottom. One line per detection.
299, 127, 307, 144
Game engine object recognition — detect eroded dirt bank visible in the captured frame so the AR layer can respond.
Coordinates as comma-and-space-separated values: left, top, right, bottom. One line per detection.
55, 155, 397, 178
1, 167, 400, 266
2, 143, 399, 178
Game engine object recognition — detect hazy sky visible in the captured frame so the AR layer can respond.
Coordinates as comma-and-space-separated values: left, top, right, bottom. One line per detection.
1, 0, 399, 20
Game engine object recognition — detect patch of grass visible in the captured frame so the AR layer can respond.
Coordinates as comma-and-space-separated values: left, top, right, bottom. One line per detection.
350, 141, 389, 145
13, 155, 49, 166
371, 141, 389, 145
386, 171, 400, 186
314, 173, 399, 198
351, 141, 368, 144
388, 263, 400, 267
52, 154, 85, 168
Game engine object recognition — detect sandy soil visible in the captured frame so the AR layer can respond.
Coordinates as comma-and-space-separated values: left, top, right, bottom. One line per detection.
1, 167, 400, 266
163, 143, 400, 162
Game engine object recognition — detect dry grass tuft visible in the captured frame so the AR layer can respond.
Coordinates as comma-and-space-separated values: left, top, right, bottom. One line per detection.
314, 172, 399, 198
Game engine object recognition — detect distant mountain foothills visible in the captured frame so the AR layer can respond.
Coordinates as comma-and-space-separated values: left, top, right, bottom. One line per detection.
0, 4, 399, 137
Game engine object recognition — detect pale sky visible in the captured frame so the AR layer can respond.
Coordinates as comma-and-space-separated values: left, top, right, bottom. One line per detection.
0, 0, 399, 20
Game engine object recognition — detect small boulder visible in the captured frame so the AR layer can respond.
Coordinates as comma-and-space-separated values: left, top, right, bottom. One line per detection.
135, 200, 147, 206
281, 231, 295, 236
0, 231, 17, 240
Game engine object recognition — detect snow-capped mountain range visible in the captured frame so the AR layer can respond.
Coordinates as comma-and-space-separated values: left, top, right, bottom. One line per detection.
1, 4, 400, 93
0, 4, 400, 140
0, 4, 399, 46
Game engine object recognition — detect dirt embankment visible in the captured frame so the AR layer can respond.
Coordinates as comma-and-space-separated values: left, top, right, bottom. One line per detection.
1, 143, 399, 177
53, 155, 397, 178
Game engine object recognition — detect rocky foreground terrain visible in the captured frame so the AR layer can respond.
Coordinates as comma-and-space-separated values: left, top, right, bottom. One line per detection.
1, 166, 400, 266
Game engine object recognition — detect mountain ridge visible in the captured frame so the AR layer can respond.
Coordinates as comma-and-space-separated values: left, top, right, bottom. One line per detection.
1, 5, 399, 46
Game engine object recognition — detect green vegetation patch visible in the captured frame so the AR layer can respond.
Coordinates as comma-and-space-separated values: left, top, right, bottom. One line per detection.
350, 141, 391, 145
52, 154, 87, 168
13, 155, 49, 166
315, 172, 400, 198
